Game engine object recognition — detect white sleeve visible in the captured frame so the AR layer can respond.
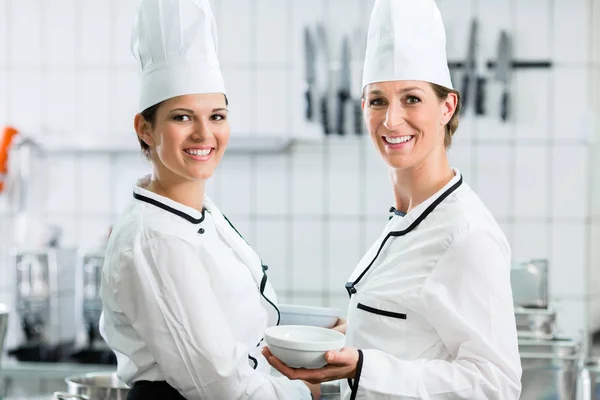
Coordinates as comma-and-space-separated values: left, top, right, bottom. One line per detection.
348, 229, 522, 400
115, 235, 310, 400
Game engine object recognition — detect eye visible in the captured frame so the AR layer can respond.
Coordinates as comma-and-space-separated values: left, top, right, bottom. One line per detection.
210, 113, 227, 121
368, 98, 386, 107
405, 95, 421, 105
172, 114, 192, 122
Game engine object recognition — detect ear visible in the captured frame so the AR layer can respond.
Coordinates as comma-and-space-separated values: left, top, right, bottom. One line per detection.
134, 113, 154, 147
441, 92, 458, 126
361, 98, 365, 110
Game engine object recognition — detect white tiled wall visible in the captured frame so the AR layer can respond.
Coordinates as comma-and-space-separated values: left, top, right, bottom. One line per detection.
0, 0, 599, 364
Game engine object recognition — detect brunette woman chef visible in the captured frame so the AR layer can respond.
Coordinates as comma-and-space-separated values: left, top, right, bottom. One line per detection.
99, 0, 315, 399
264, 1, 522, 399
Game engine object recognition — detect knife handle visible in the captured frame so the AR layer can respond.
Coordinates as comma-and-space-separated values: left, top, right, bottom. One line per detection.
354, 99, 363, 135
461, 74, 470, 112
321, 96, 331, 135
501, 91, 509, 122
337, 91, 349, 135
475, 77, 486, 116
305, 89, 313, 121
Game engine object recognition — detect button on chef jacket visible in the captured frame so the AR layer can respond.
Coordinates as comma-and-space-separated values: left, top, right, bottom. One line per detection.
341, 169, 522, 400
99, 175, 310, 400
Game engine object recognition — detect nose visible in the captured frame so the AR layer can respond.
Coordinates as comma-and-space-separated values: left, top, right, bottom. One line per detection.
190, 118, 212, 141
383, 101, 406, 130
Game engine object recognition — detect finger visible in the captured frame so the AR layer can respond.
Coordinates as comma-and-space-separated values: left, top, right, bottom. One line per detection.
325, 349, 356, 366
261, 347, 273, 358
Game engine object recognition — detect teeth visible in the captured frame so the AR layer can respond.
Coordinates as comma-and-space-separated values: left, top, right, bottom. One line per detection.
185, 149, 211, 156
385, 135, 413, 144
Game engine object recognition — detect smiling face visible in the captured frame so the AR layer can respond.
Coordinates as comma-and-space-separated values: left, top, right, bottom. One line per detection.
362, 80, 457, 171
135, 93, 230, 184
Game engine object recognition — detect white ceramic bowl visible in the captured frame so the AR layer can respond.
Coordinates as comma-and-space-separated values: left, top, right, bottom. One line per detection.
278, 304, 340, 328
264, 325, 345, 369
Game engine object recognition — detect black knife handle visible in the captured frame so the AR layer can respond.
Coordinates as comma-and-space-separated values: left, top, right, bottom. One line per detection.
354, 99, 363, 135
305, 89, 313, 121
501, 91, 509, 122
475, 77, 486, 116
337, 91, 349, 135
461, 74, 470, 112
321, 96, 331, 135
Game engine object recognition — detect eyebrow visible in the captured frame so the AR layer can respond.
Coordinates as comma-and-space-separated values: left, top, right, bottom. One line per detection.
169, 107, 228, 114
368, 87, 425, 96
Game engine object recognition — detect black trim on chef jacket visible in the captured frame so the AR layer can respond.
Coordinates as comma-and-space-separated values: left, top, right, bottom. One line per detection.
357, 302, 407, 319
347, 349, 364, 400
248, 354, 258, 369
222, 213, 281, 326
389, 206, 407, 219
133, 192, 206, 224
346, 176, 463, 297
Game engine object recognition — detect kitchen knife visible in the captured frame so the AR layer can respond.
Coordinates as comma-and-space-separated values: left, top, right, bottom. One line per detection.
461, 19, 478, 113
316, 23, 332, 135
495, 31, 512, 122
336, 36, 351, 135
303, 26, 316, 122
474, 27, 486, 116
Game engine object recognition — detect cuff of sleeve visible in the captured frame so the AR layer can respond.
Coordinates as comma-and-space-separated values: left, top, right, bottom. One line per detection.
346, 349, 364, 400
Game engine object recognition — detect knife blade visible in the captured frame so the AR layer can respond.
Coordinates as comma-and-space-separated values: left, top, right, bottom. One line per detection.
303, 26, 316, 122
316, 23, 332, 135
495, 31, 512, 122
336, 36, 352, 135
461, 19, 478, 113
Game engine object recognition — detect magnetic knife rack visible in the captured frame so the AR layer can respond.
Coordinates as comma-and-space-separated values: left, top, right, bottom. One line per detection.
448, 60, 552, 69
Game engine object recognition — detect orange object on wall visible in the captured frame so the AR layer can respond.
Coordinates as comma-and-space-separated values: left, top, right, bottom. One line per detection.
0, 126, 19, 193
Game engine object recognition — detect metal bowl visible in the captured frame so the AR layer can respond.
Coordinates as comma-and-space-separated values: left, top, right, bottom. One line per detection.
63, 372, 130, 400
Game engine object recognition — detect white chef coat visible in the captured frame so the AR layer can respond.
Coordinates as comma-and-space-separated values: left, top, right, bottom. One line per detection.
341, 169, 522, 400
99, 176, 310, 400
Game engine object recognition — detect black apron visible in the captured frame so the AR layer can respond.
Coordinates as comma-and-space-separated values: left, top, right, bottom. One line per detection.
127, 380, 187, 400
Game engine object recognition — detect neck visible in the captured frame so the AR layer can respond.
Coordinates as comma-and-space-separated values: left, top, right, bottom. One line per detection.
390, 149, 454, 214
146, 166, 206, 212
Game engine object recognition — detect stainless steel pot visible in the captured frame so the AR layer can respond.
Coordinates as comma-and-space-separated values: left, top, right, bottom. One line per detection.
519, 337, 581, 400
61, 372, 130, 400
579, 358, 600, 400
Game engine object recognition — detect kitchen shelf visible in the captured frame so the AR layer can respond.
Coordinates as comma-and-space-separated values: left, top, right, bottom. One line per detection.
15, 134, 295, 155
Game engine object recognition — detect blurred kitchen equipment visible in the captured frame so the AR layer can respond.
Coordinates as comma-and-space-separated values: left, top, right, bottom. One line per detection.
0, 303, 8, 361
461, 19, 477, 113
519, 337, 581, 400
511, 259, 548, 309
351, 26, 367, 135
70, 249, 116, 365
53, 393, 89, 400
496, 30, 512, 122
515, 306, 556, 340
474, 21, 486, 116
278, 304, 340, 328
61, 372, 129, 400
316, 23, 332, 135
303, 26, 317, 123
0, 126, 19, 194
336, 36, 352, 135
580, 358, 600, 400
8, 247, 78, 362
321, 380, 341, 399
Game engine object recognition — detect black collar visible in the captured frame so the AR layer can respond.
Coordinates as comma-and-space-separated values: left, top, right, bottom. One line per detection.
133, 192, 206, 224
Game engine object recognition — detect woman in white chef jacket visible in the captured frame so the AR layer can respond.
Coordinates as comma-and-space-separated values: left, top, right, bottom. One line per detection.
99, 1, 317, 399
264, 1, 522, 399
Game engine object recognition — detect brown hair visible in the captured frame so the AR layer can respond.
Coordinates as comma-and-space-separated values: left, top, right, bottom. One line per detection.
429, 83, 461, 148
138, 94, 229, 159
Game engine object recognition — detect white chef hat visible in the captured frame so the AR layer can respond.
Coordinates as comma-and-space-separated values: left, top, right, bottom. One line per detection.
362, 0, 453, 91
131, 0, 226, 112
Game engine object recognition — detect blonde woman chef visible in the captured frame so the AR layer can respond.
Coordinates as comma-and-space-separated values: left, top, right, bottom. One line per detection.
264, 1, 522, 399
99, 0, 317, 399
